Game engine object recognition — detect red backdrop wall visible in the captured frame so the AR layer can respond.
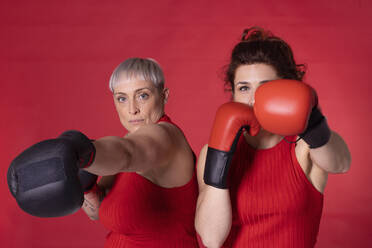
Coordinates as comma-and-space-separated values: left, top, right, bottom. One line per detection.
1, 0, 371, 247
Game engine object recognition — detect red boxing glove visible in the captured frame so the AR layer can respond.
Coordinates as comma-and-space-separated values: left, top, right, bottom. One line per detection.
254, 79, 316, 136
204, 102, 260, 189
254, 79, 330, 148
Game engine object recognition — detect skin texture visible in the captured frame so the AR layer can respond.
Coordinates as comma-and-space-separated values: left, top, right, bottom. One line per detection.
195, 64, 351, 248
112, 77, 168, 133
81, 76, 194, 220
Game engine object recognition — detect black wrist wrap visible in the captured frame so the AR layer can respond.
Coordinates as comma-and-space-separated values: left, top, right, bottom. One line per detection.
203, 147, 232, 189
299, 108, 331, 148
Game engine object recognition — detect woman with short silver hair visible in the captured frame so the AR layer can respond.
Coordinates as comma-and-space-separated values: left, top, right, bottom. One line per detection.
78, 57, 199, 247
8, 56, 199, 247
8, 57, 199, 248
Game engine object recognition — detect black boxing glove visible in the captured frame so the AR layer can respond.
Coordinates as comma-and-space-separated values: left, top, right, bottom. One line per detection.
299, 107, 331, 148
7, 130, 96, 217
58, 130, 96, 168
78, 169, 98, 193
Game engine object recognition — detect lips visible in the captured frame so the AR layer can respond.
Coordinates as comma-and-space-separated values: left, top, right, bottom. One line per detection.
129, 119, 145, 124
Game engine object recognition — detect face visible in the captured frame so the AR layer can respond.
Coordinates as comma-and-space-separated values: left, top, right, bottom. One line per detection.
113, 75, 168, 133
233, 64, 280, 106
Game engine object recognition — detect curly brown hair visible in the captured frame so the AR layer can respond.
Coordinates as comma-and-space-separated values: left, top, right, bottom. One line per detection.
225, 27, 306, 92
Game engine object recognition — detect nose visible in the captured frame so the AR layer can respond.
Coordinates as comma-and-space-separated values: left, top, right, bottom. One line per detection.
248, 88, 256, 107
248, 98, 255, 107
128, 100, 139, 115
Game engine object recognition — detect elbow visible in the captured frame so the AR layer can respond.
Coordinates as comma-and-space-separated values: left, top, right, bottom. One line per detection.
119, 150, 133, 172
337, 150, 352, 173
331, 132, 351, 174
194, 189, 232, 248
329, 155, 351, 174
196, 231, 225, 248
117, 138, 134, 172
339, 155, 351, 173
195, 220, 227, 248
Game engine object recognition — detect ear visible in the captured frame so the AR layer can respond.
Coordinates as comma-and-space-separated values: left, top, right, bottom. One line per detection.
162, 88, 169, 104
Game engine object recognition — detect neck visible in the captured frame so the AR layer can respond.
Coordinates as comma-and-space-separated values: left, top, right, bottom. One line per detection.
243, 129, 283, 149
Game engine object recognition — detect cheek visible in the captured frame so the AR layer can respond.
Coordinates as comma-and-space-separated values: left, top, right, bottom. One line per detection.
116, 107, 133, 131
114, 103, 128, 121
233, 92, 250, 104
144, 100, 157, 111
145, 100, 164, 120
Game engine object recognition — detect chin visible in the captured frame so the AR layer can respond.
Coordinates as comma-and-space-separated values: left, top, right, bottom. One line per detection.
127, 126, 137, 133
122, 124, 135, 133
130, 124, 146, 133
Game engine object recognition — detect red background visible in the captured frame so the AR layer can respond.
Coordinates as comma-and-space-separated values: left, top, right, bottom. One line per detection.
1, 0, 371, 247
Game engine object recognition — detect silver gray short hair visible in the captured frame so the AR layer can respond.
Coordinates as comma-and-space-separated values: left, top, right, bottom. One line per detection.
109, 58, 165, 92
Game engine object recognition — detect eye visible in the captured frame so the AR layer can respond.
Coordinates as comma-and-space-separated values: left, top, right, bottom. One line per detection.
238, 86, 250, 92
138, 93, 149, 100
117, 96, 127, 103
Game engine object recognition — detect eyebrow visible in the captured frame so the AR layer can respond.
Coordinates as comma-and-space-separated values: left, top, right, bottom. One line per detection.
114, 87, 153, 95
235, 80, 272, 85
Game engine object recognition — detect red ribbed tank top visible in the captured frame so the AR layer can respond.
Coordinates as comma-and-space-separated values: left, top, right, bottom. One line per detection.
99, 115, 199, 248
223, 134, 323, 248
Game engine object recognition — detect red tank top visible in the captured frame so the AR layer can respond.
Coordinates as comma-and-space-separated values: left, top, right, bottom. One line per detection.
223, 134, 323, 248
99, 115, 199, 248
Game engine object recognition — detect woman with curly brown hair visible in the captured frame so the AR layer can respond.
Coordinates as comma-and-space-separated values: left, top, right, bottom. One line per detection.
195, 27, 351, 248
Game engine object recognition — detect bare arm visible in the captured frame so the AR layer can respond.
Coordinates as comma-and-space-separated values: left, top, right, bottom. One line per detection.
195, 144, 232, 248
308, 131, 351, 174
296, 130, 351, 193
84, 123, 177, 176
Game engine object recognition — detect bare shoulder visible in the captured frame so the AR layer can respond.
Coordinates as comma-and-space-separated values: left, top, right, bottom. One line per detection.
159, 121, 195, 165
133, 121, 185, 145
134, 122, 175, 141
295, 138, 328, 193
141, 121, 195, 188
158, 121, 185, 142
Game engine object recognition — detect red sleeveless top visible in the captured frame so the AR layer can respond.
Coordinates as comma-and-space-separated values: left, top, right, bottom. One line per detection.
223, 134, 323, 248
99, 115, 199, 248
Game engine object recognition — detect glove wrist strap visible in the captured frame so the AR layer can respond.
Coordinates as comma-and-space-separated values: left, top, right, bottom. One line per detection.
203, 148, 232, 189
59, 130, 96, 168
300, 117, 331, 148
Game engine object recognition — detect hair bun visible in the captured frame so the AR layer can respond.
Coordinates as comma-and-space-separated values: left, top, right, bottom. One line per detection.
241, 27, 272, 41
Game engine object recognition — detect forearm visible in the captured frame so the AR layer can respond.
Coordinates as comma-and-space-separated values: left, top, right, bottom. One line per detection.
85, 136, 133, 176
309, 131, 351, 173
195, 187, 232, 248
